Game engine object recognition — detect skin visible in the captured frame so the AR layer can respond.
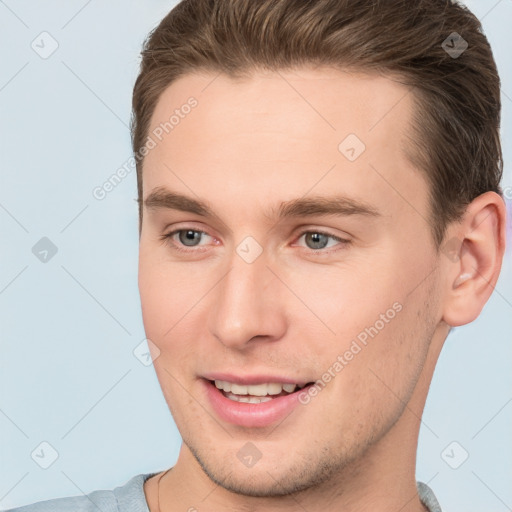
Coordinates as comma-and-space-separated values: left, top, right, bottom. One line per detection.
138, 67, 506, 512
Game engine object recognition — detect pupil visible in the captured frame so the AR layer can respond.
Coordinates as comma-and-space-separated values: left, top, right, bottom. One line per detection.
179, 230, 201, 246
306, 232, 328, 249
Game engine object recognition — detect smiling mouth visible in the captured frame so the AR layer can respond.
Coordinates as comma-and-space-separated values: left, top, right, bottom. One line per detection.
210, 379, 314, 404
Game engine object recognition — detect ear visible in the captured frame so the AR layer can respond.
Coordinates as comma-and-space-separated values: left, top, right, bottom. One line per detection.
440, 191, 507, 327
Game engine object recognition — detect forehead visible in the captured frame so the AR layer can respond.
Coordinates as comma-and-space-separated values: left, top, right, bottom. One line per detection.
146, 67, 413, 157
142, 66, 429, 223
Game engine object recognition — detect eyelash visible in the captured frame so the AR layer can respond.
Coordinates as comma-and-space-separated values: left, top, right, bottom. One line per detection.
160, 228, 350, 256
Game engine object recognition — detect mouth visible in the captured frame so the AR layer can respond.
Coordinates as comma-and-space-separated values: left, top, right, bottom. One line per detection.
202, 378, 316, 427
211, 379, 313, 403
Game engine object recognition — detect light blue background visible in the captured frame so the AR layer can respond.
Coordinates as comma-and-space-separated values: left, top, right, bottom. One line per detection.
1, 1, 511, 510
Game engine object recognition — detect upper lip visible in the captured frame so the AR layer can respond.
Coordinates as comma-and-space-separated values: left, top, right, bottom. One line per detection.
202, 372, 313, 387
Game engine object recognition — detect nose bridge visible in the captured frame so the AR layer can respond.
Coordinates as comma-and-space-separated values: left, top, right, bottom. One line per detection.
208, 246, 286, 348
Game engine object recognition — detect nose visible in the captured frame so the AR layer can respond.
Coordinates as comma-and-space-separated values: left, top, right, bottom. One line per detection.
208, 250, 288, 350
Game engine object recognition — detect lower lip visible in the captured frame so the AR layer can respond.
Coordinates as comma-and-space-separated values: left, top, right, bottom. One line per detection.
202, 379, 311, 428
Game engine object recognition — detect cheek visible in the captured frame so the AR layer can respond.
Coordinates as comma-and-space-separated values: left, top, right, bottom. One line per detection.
281, 252, 434, 396
335, 278, 436, 421
138, 252, 209, 417
280, 255, 402, 342
138, 246, 208, 343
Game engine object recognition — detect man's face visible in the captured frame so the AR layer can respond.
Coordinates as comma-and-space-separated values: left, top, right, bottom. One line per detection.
138, 67, 444, 496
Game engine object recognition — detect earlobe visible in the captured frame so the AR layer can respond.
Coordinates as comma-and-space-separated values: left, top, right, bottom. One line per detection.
441, 191, 506, 327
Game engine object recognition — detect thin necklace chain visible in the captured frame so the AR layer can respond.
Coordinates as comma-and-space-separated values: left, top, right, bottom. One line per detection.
156, 467, 173, 512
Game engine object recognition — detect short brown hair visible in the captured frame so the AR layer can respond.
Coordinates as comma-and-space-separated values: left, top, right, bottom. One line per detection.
131, 0, 503, 247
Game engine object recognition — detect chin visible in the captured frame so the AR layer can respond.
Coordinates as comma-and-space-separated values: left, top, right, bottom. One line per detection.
186, 438, 353, 498
203, 465, 318, 498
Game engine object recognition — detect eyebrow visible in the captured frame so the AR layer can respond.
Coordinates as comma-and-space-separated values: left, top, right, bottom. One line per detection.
143, 187, 381, 222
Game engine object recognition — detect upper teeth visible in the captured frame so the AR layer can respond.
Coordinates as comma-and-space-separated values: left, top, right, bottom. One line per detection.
214, 380, 300, 396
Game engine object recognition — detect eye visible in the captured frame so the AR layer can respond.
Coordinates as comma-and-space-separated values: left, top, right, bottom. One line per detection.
295, 230, 350, 252
161, 227, 350, 255
176, 229, 206, 247
161, 229, 215, 252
